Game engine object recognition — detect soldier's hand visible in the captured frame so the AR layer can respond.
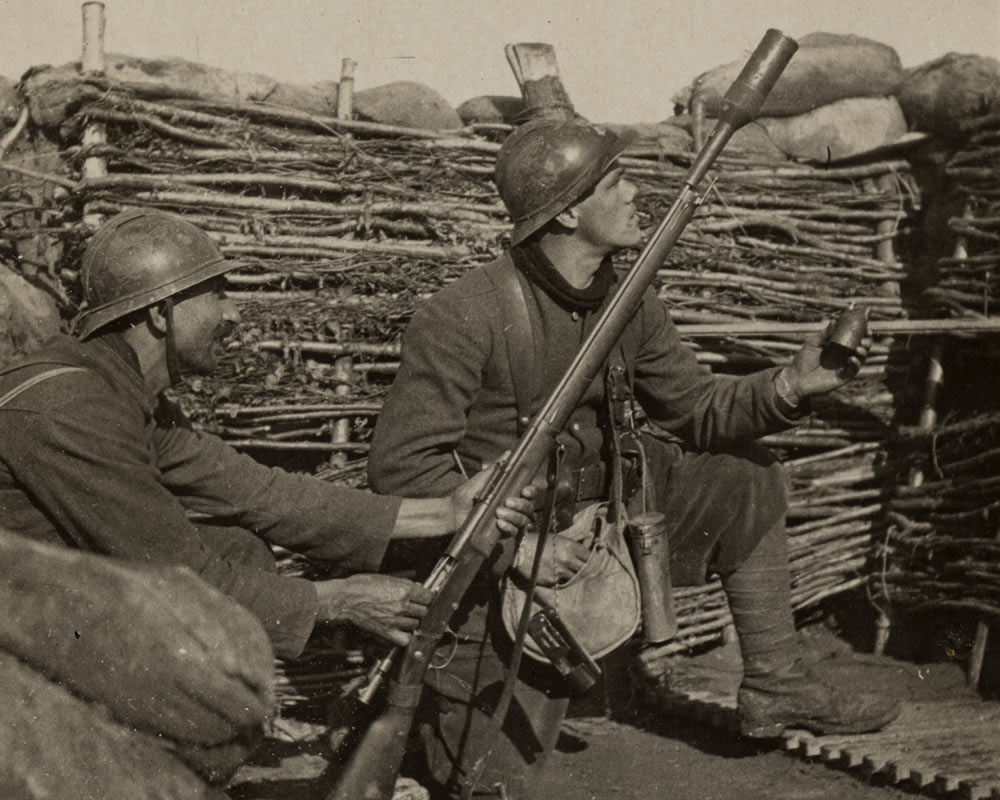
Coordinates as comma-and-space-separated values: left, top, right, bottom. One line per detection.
314, 574, 434, 647
512, 533, 590, 587
449, 455, 539, 535
781, 325, 872, 402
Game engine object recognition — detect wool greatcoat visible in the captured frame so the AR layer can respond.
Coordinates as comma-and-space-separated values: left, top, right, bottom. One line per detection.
368, 250, 803, 798
0, 333, 401, 659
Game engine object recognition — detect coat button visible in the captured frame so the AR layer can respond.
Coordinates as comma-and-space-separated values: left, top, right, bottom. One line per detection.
571, 310, 581, 321
518, 415, 531, 427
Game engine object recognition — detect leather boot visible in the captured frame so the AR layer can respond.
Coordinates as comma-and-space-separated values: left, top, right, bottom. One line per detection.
722, 521, 900, 738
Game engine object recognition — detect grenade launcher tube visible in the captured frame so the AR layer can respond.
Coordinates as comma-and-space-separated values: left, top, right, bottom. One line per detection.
328, 29, 798, 800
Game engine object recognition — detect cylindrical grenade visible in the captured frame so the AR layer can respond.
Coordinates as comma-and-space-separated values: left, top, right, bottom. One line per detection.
824, 305, 870, 357
625, 511, 678, 644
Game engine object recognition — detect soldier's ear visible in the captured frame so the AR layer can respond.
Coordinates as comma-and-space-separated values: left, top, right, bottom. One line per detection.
554, 204, 580, 230
146, 302, 169, 336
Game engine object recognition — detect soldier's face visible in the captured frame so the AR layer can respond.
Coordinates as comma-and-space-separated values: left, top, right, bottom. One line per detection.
572, 165, 643, 251
170, 276, 240, 375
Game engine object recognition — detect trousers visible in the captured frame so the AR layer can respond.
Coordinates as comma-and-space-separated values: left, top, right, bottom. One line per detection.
410, 439, 788, 798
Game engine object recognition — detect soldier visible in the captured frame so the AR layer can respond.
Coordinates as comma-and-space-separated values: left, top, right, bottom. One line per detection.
0, 209, 534, 662
368, 116, 901, 798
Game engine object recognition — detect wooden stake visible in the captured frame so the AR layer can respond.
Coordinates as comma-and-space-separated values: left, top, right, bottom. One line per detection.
80, 2, 107, 230
336, 58, 356, 120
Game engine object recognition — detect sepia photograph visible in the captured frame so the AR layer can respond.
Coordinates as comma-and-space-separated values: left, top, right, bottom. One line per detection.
1, 1, 1000, 798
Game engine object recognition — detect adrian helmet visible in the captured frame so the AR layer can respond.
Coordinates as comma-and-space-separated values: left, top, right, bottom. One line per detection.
495, 117, 635, 245
77, 210, 240, 340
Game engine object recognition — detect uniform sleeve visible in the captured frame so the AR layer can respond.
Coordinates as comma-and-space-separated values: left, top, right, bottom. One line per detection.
1, 372, 397, 658
154, 422, 400, 571
368, 288, 493, 498
633, 290, 803, 448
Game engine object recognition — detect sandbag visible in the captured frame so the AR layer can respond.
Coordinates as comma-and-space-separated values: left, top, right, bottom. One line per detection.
761, 96, 908, 162
675, 31, 903, 118
0, 266, 62, 364
0, 651, 222, 800
103, 53, 278, 102
895, 53, 1000, 137
0, 529, 275, 746
22, 65, 95, 130
264, 79, 340, 116
457, 94, 525, 125
354, 80, 462, 130
0, 76, 20, 129
669, 114, 785, 159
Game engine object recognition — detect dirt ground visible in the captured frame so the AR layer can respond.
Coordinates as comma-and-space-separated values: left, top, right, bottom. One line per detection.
230, 621, 982, 800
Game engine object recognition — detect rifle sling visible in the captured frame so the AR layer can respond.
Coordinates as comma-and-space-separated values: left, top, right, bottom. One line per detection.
483, 258, 538, 433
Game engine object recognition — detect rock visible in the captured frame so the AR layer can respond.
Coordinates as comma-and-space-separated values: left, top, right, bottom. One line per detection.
675, 31, 903, 118
895, 53, 1000, 137
761, 96, 908, 162
457, 94, 525, 125
354, 81, 462, 130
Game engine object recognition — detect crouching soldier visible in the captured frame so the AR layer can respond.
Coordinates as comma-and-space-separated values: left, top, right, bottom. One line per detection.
0, 209, 534, 662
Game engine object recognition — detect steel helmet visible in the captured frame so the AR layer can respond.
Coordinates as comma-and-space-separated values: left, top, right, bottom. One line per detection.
77, 209, 241, 340
495, 117, 636, 246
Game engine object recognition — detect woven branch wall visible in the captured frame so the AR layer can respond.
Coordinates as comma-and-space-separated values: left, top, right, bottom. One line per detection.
3, 71, 999, 702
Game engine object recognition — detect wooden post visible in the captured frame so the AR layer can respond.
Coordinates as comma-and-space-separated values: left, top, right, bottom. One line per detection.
81, 2, 107, 230
868, 173, 901, 656
330, 58, 358, 469
336, 58, 356, 121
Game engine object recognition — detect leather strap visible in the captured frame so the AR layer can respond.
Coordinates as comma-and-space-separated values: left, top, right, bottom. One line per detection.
0, 367, 87, 409
482, 259, 537, 434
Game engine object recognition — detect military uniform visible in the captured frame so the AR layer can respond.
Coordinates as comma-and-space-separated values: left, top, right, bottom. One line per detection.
368, 248, 800, 797
0, 333, 401, 659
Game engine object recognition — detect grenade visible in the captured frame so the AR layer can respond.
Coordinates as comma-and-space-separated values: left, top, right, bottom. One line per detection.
824, 305, 870, 358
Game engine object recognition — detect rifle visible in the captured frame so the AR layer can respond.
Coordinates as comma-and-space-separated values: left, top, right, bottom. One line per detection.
328, 29, 798, 800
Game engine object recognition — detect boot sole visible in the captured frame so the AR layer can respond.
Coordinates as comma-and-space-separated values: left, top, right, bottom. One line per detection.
739, 705, 901, 740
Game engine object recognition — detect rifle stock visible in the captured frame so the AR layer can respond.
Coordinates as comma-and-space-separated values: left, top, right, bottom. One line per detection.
327, 29, 798, 800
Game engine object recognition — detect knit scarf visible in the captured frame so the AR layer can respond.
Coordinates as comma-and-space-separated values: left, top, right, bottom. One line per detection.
511, 243, 615, 311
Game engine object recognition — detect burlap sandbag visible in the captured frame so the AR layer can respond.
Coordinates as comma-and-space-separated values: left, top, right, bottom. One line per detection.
894, 53, 1000, 137
265, 79, 340, 116
0, 530, 274, 747
669, 114, 785, 159
457, 94, 525, 125
103, 53, 278, 103
675, 31, 903, 118
354, 81, 462, 130
0, 651, 224, 800
761, 96, 908, 162
0, 76, 20, 129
